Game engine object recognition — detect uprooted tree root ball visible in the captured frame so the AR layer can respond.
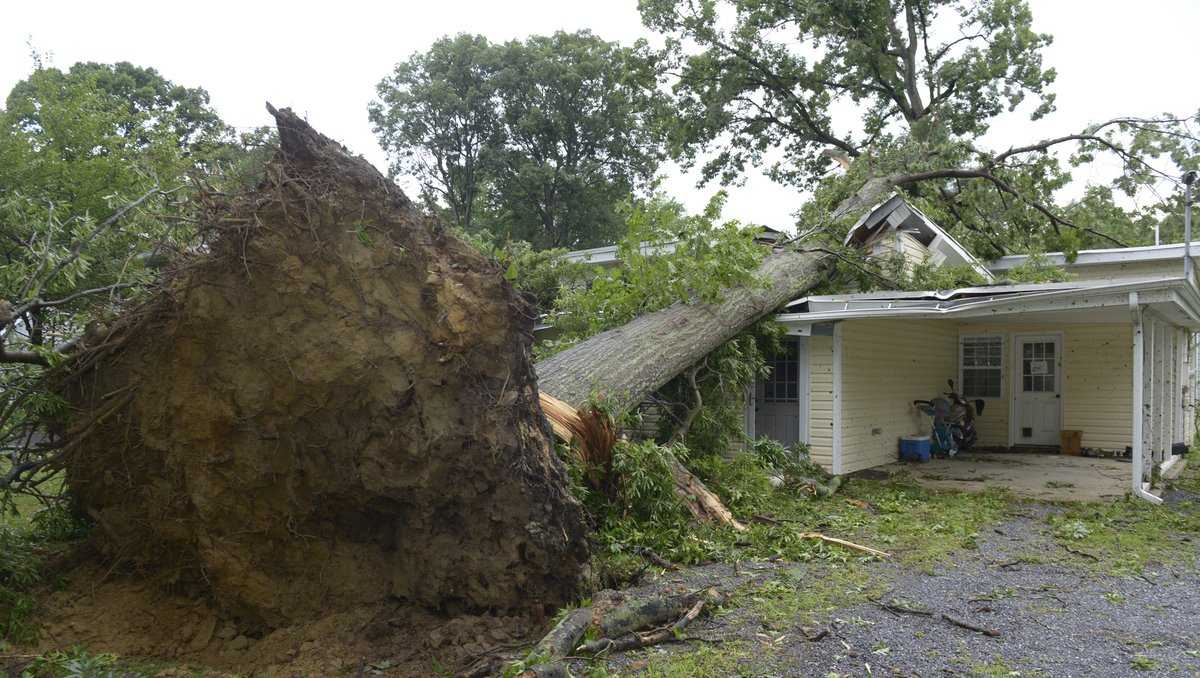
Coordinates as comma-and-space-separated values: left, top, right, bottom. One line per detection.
54, 105, 590, 630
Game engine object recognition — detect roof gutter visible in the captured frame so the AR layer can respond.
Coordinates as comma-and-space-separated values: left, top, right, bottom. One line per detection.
778, 277, 1200, 325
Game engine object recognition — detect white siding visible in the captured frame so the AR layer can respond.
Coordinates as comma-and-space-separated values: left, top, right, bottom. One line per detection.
808, 334, 835, 470
838, 319, 959, 474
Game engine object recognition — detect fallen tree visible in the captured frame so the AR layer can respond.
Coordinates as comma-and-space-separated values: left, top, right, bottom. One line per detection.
534, 247, 829, 529
535, 248, 826, 416
53, 105, 591, 627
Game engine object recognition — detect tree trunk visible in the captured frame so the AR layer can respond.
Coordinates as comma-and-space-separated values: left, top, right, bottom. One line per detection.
535, 248, 828, 415
534, 248, 828, 531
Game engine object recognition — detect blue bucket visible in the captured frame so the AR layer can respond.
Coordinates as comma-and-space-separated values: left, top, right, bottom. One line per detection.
899, 436, 932, 462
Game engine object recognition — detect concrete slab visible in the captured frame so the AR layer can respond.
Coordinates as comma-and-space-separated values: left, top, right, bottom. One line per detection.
877, 452, 1132, 502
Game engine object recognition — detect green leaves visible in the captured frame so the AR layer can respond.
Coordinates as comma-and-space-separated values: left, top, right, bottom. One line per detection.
548, 192, 766, 347
646, 0, 1056, 191
371, 31, 667, 248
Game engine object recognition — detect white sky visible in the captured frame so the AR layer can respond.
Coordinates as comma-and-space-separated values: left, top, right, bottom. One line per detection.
3, 1, 1197, 232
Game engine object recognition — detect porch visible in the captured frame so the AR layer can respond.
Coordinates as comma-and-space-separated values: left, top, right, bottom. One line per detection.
879, 451, 1137, 502
751, 276, 1200, 501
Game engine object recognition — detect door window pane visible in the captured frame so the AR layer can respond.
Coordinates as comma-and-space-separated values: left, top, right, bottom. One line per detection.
1021, 340, 1056, 392
763, 339, 800, 403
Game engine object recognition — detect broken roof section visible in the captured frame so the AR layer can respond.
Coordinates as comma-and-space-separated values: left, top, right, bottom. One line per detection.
843, 194, 995, 282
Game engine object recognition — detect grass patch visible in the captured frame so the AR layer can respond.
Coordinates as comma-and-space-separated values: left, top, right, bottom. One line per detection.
627, 640, 755, 677
733, 563, 888, 631
1043, 461, 1200, 575
593, 456, 1017, 582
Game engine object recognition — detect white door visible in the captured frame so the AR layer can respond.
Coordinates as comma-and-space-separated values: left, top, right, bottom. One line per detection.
755, 338, 805, 447
1014, 335, 1062, 445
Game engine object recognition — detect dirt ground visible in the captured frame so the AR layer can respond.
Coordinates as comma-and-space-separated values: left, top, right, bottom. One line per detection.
7, 564, 538, 677
9, 467, 1200, 677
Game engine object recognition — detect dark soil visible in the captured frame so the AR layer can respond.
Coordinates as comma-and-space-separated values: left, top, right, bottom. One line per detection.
53, 106, 589, 630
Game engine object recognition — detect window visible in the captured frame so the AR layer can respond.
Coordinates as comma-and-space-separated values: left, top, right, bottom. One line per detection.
960, 335, 1003, 398
763, 340, 799, 403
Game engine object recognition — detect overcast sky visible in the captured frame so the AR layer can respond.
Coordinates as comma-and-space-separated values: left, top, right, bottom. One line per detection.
3, 1, 1197, 232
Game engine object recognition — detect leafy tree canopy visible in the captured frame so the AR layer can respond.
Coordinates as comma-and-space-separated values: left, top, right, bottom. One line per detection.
371, 31, 668, 249
0, 60, 265, 504
642, 0, 1198, 257
545, 191, 767, 349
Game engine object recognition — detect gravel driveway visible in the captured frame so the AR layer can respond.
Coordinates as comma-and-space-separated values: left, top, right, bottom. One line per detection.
600, 494, 1200, 677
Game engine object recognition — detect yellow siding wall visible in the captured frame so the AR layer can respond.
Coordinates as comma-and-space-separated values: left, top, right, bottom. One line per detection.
839, 319, 959, 473
808, 335, 835, 470
956, 324, 1134, 451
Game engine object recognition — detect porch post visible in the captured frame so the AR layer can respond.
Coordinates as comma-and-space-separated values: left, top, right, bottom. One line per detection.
1130, 293, 1163, 503
1155, 319, 1167, 464
1147, 318, 1157, 466
1167, 329, 1176, 454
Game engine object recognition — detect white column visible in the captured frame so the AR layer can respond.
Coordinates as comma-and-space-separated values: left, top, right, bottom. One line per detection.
1148, 319, 1159, 464
1156, 320, 1167, 463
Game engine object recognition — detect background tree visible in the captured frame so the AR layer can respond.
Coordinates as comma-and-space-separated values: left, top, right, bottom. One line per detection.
372, 31, 668, 248
0, 61, 257, 505
487, 31, 668, 249
369, 34, 502, 231
641, 0, 1198, 255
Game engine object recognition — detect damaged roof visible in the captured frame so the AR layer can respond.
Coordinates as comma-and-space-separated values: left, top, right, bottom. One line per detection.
778, 276, 1200, 329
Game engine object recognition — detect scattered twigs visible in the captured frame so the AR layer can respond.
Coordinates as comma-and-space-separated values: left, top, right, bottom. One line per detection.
750, 515, 890, 558
1062, 545, 1100, 561
797, 532, 890, 558
941, 613, 1001, 637
872, 598, 933, 616
634, 546, 678, 571
871, 596, 1000, 637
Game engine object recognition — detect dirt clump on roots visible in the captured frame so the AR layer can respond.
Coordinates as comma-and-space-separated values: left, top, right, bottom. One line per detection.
23, 562, 537, 676
53, 105, 590, 637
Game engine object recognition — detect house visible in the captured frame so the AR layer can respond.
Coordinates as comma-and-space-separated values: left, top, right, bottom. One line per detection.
549, 196, 1200, 503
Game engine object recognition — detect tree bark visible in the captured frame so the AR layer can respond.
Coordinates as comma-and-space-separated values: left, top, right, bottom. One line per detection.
534, 247, 828, 415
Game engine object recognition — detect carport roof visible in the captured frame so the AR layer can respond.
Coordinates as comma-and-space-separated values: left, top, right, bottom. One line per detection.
776, 276, 1200, 329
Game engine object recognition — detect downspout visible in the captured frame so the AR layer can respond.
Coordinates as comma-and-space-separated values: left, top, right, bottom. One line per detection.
1131, 291, 1164, 504
1185, 171, 1195, 282
1182, 172, 1198, 454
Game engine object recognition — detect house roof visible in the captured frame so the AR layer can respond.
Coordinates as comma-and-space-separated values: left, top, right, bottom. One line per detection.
777, 276, 1200, 329
843, 194, 995, 282
988, 241, 1200, 272
560, 226, 786, 267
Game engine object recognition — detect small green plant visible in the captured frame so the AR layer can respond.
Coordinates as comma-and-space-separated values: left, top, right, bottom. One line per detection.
609, 440, 689, 523
0, 524, 42, 643
1055, 520, 1091, 540
21, 646, 129, 677
1129, 653, 1158, 671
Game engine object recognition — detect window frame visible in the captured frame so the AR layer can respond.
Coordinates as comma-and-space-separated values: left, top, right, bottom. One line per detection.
959, 334, 1004, 400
